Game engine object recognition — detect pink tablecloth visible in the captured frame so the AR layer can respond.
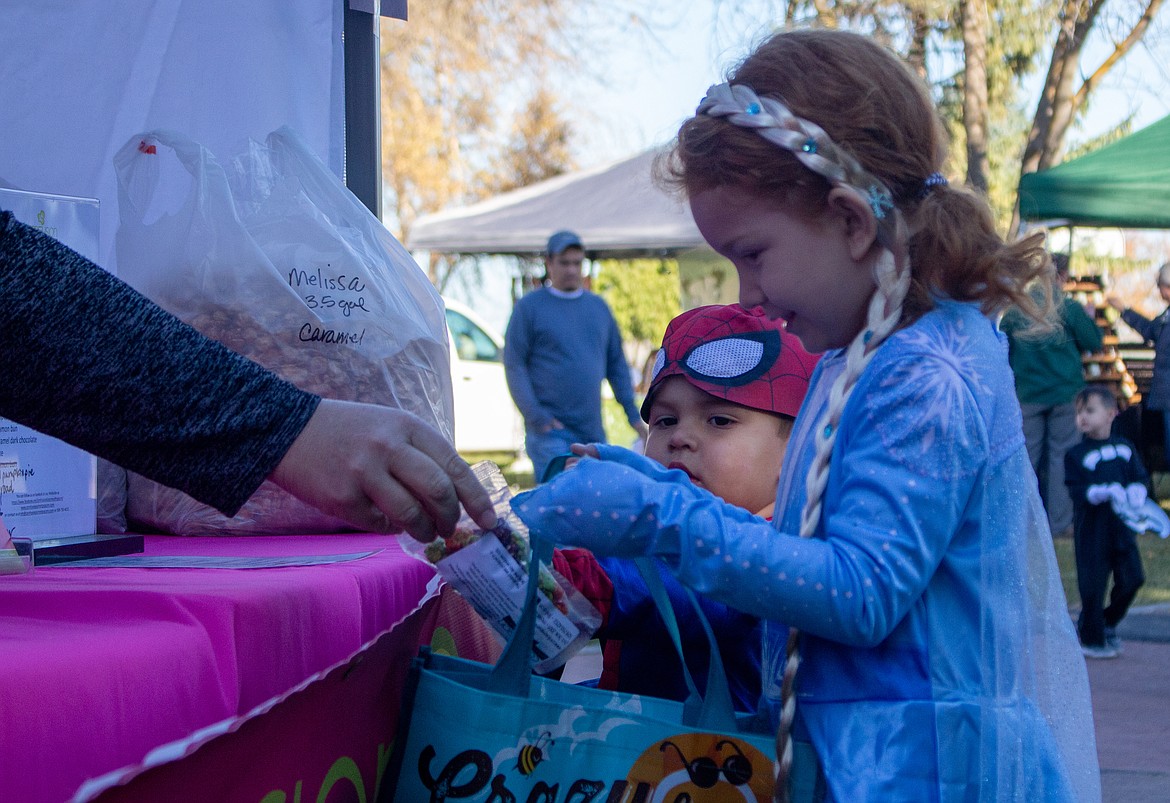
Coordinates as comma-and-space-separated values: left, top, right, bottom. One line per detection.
0, 534, 440, 803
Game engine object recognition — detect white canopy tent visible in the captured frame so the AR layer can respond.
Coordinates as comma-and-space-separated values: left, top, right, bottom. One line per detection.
407, 147, 711, 258
0, 0, 402, 270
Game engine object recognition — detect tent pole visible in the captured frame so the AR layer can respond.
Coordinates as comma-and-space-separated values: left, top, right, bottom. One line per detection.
343, 0, 383, 220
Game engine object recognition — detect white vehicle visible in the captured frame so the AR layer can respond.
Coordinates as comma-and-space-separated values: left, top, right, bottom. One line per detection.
443, 297, 525, 459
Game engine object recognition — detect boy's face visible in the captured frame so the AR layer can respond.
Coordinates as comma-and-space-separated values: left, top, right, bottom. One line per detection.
643, 376, 789, 516
1075, 395, 1117, 440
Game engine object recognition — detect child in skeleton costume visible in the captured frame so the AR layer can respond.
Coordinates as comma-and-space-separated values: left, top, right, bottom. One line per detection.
513, 28, 1098, 802
554, 303, 817, 712
1064, 384, 1148, 658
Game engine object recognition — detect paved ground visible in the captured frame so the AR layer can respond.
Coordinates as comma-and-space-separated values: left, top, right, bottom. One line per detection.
1090, 603, 1170, 801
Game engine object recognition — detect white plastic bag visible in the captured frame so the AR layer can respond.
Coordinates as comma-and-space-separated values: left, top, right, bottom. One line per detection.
114, 127, 453, 535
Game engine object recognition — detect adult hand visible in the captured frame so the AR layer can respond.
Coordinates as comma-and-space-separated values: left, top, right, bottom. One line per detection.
269, 399, 497, 542
1105, 295, 1126, 312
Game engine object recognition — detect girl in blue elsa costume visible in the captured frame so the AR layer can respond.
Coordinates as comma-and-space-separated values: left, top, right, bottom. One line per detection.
512, 27, 1100, 803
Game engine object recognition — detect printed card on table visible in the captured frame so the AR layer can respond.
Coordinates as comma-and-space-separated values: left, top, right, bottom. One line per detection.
0, 187, 100, 540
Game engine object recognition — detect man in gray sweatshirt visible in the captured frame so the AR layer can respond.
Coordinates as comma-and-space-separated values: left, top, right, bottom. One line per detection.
503, 230, 647, 481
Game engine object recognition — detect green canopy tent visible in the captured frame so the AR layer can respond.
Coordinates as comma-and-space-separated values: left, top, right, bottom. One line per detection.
1019, 114, 1170, 471
1018, 114, 1170, 229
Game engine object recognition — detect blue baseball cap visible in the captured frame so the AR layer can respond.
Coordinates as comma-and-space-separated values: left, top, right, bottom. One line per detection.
546, 229, 584, 256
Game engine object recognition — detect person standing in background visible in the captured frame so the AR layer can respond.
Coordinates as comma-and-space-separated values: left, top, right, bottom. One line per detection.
1108, 262, 1170, 483
503, 230, 648, 482
1064, 384, 1148, 659
1001, 252, 1103, 538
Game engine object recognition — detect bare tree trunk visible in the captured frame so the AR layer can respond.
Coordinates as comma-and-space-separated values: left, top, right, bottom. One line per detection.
1012, 0, 1163, 234
1026, 0, 1101, 175
905, 6, 932, 80
960, 0, 991, 192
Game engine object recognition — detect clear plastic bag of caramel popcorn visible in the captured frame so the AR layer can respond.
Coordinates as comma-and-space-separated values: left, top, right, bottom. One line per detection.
114, 127, 451, 535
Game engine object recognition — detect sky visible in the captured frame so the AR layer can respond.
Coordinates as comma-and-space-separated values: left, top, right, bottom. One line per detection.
565, 1, 1170, 170
446, 2, 1170, 329
566, 2, 764, 167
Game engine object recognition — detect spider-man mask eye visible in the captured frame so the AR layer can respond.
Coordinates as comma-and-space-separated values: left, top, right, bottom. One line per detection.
641, 305, 819, 422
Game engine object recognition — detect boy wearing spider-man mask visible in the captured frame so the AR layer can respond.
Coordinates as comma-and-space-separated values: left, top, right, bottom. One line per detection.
554, 304, 817, 711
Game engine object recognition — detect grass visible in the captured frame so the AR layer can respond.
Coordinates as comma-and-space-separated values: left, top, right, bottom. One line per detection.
1053, 529, 1170, 609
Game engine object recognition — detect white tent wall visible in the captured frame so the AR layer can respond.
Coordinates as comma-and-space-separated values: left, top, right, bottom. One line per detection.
0, 0, 403, 272
408, 148, 711, 258
410, 147, 743, 331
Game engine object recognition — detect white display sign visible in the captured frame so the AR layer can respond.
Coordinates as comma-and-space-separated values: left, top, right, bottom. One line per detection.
0, 187, 99, 540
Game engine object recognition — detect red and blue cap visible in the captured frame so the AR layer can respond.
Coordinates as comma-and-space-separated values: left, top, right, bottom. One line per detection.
641, 304, 818, 422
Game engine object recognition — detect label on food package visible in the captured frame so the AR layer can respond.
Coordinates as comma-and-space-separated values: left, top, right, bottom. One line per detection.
438, 533, 580, 663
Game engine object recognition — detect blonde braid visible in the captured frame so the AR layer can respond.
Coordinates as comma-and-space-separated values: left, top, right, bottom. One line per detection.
798, 248, 909, 538
696, 80, 915, 802
774, 246, 911, 802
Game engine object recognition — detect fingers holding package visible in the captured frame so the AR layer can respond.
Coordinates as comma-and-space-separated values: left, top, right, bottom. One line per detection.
270, 398, 496, 542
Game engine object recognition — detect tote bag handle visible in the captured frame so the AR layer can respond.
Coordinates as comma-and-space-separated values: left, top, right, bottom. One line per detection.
487, 534, 554, 696
633, 557, 738, 731
488, 535, 740, 732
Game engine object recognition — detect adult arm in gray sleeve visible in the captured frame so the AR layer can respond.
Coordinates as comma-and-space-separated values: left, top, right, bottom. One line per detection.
503, 301, 555, 429
0, 211, 319, 516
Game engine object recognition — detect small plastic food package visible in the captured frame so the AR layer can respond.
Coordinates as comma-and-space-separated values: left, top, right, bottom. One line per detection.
0, 515, 33, 575
400, 462, 600, 672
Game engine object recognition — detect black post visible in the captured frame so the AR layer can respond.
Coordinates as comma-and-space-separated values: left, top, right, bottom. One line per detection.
343, 0, 383, 219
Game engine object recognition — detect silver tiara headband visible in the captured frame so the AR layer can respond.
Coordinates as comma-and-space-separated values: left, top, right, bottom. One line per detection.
697, 82, 901, 250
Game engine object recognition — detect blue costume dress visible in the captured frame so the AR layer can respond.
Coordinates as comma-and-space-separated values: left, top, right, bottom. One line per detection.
514, 300, 1099, 802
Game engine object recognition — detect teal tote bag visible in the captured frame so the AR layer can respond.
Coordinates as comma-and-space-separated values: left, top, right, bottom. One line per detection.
384, 536, 779, 802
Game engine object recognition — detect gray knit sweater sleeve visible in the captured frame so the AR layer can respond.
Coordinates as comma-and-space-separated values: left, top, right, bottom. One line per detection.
0, 211, 320, 516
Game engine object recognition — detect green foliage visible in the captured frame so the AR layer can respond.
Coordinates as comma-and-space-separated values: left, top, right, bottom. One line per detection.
478, 88, 576, 196
594, 258, 681, 342
594, 257, 682, 369
1062, 118, 1136, 161
603, 397, 643, 449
